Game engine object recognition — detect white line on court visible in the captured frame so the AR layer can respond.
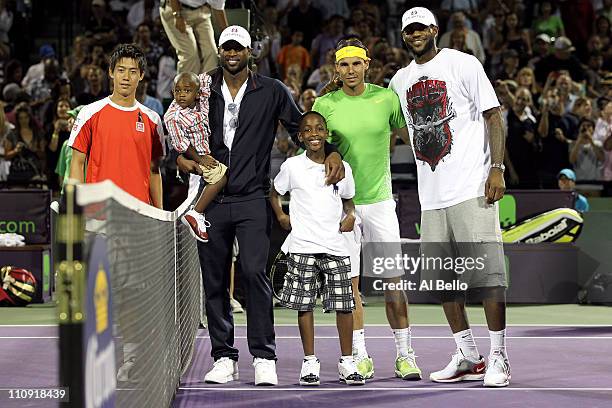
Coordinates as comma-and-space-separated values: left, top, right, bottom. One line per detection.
178, 387, 612, 392
1, 335, 611, 340
1, 324, 611, 328
195, 336, 612, 340
0, 336, 58, 339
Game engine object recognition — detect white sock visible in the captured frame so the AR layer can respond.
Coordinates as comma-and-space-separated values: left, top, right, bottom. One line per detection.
340, 355, 354, 363
453, 329, 479, 361
489, 329, 506, 356
392, 327, 412, 357
304, 354, 317, 361
352, 329, 367, 357
123, 342, 138, 362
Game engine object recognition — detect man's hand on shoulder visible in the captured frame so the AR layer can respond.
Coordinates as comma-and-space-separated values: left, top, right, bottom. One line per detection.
324, 152, 345, 185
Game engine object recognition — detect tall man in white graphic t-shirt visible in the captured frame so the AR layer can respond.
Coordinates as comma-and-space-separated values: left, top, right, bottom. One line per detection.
389, 7, 510, 387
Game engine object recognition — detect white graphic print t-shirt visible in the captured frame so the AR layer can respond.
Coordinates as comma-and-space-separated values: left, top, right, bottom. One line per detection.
389, 48, 500, 210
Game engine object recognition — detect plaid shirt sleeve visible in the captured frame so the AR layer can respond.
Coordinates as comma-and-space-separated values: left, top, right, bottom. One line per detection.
164, 102, 190, 153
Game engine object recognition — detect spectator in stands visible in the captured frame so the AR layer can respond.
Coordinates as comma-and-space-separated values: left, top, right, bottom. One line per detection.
0, 104, 14, 182
569, 118, 604, 182
283, 63, 303, 102
160, 0, 228, 74
27, 58, 61, 122
439, 0, 479, 30
155, 47, 177, 107
555, 72, 580, 115
312, 0, 349, 20
594, 97, 612, 181
21, 44, 55, 89
88, 0, 118, 48
134, 22, 163, 96
505, 87, 539, 188
438, 11, 485, 64
585, 51, 605, 98
527, 33, 551, 70
534, 37, 586, 86
127, 0, 160, 34
594, 14, 611, 52
561, 96, 593, 140
557, 168, 590, 212
46, 97, 73, 188
260, 6, 282, 77
0, 0, 12, 49
532, 1, 565, 38
287, 0, 323, 49
306, 48, 334, 93
538, 87, 572, 187
63, 36, 90, 83
1, 59, 22, 95
496, 49, 520, 81
515, 67, 541, 107
135, 73, 164, 117
299, 88, 316, 112
501, 12, 531, 65
277, 31, 311, 78
366, 59, 384, 86
310, 15, 345, 69
559, 0, 595, 58
76, 64, 107, 106
3, 104, 46, 185
449, 29, 474, 55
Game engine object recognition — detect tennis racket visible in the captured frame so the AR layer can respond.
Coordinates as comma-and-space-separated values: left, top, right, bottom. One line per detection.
269, 250, 288, 301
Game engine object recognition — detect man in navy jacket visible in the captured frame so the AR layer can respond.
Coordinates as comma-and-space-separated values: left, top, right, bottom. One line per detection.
176, 25, 344, 386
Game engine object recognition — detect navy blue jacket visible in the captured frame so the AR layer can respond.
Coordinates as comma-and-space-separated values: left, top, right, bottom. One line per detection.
207, 68, 301, 202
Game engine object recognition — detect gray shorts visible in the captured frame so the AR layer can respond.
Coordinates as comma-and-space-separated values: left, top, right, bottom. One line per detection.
420, 196, 507, 290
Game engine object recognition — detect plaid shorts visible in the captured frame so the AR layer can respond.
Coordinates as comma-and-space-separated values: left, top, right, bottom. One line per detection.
278, 253, 354, 312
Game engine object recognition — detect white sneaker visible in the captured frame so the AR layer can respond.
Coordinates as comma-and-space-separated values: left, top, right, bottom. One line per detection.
204, 357, 239, 384
338, 357, 365, 385
117, 357, 136, 382
230, 298, 244, 313
429, 349, 486, 383
484, 351, 511, 387
254, 358, 278, 386
299, 358, 320, 386
181, 209, 211, 242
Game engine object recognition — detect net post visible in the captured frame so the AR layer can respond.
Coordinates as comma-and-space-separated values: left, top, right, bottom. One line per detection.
57, 182, 86, 407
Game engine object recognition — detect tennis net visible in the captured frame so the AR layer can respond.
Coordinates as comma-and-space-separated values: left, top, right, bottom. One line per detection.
57, 180, 201, 408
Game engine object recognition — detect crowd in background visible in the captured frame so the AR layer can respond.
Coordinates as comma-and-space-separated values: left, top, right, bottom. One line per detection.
0, 0, 611, 199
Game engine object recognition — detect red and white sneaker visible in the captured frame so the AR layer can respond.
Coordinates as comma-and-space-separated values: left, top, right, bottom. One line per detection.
181, 209, 211, 242
429, 349, 486, 383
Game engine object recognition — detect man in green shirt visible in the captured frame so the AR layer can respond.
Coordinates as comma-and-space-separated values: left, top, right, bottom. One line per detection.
55, 106, 84, 191
313, 38, 421, 381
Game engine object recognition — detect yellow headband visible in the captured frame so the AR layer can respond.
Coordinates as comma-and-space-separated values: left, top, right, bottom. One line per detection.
335, 46, 370, 62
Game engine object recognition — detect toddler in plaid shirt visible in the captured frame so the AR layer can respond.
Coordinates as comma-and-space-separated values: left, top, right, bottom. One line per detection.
164, 72, 226, 242
270, 111, 364, 386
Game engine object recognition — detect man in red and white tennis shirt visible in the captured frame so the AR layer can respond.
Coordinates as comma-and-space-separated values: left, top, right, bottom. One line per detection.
69, 43, 165, 208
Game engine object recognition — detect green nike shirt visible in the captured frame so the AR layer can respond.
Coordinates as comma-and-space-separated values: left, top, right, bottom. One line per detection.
313, 83, 406, 205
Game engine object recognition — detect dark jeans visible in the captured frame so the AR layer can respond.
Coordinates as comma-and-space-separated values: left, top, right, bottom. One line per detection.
197, 198, 276, 361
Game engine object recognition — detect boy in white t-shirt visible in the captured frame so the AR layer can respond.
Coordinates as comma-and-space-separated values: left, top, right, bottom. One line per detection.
270, 111, 364, 386
389, 7, 510, 387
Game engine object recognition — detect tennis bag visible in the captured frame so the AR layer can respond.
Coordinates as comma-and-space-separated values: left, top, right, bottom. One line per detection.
502, 208, 583, 244
0, 266, 37, 306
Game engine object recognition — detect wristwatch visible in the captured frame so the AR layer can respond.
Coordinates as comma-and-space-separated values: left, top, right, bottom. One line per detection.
491, 163, 505, 172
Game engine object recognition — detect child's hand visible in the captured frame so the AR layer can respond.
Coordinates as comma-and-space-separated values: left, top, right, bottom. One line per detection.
278, 214, 291, 231
200, 155, 218, 169
339, 213, 355, 232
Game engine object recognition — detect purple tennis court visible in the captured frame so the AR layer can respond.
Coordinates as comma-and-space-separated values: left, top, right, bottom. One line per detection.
173, 325, 612, 408
1, 322, 612, 407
